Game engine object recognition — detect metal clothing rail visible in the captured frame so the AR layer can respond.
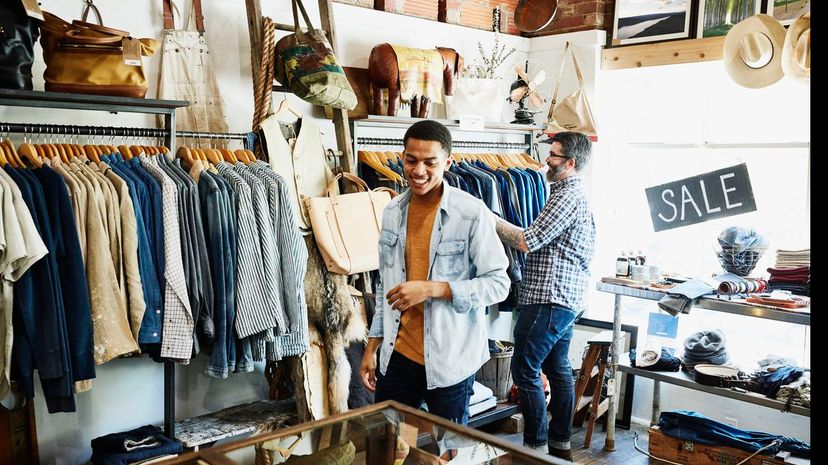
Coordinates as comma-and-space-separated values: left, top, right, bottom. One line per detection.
356, 137, 529, 151
0, 122, 248, 141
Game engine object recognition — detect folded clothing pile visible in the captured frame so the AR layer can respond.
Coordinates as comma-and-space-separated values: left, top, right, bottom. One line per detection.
469, 381, 497, 417
767, 265, 810, 296
629, 346, 680, 372
776, 371, 810, 408
680, 329, 729, 374
91, 425, 182, 465
774, 248, 810, 268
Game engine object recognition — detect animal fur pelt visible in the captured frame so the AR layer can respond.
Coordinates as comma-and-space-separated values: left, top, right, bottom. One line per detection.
302, 235, 365, 416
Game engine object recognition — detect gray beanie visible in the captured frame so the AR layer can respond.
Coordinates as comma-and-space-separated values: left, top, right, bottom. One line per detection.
682, 329, 729, 367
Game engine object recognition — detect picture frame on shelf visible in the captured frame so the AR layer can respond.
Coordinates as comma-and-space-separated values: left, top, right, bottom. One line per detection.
764, 0, 809, 26
611, 0, 693, 46
697, 0, 763, 38
568, 318, 638, 429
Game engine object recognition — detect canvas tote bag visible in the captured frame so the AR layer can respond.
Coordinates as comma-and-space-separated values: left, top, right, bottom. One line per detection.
157, 0, 228, 141
305, 173, 396, 275
546, 42, 598, 140
444, 77, 505, 122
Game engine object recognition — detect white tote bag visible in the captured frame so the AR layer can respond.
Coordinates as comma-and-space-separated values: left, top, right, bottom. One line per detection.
546, 42, 598, 139
157, 0, 228, 141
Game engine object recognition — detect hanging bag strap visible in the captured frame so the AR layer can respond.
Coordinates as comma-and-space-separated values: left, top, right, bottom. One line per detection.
163, 0, 205, 33
80, 0, 103, 25
292, 0, 316, 34
548, 42, 588, 118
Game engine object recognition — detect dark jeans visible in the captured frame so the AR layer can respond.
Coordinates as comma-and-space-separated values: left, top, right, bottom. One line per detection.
511, 304, 579, 448
375, 350, 475, 425
658, 410, 810, 458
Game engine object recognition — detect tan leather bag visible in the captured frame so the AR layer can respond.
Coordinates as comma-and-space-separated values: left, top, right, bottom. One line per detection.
546, 42, 598, 140
305, 173, 396, 275
39, 11, 159, 97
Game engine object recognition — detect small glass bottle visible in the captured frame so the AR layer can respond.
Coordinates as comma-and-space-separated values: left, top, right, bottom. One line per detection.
616, 252, 631, 277
636, 249, 646, 266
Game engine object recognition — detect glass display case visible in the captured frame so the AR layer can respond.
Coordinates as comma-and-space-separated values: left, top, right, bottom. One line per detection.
160, 400, 568, 465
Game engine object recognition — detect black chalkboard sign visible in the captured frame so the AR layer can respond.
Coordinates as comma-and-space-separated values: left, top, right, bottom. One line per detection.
645, 163, 756, 232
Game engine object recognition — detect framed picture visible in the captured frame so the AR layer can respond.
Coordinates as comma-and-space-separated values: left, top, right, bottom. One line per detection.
697, 0, 762, 38
612, 0, 693, 46
764, 0, 809, 26
568, 318, 638, 429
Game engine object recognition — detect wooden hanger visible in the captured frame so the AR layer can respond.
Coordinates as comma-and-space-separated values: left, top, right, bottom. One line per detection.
18, 142, 43, 168
176, 146, 195, 169
0, 141, 10, 166
234, 149, 250, 164
118, 144, 133, 160
273, 97, 302, 120
244, 149, 257, 163
203, 148, 222, 165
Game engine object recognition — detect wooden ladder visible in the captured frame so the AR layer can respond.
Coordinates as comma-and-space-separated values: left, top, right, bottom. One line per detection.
243, 0, 355, 179
572, 330, 612, 449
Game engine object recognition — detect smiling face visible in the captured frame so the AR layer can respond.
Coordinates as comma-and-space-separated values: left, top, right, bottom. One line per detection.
545, 141, 576, 183
403, 138, 451, 200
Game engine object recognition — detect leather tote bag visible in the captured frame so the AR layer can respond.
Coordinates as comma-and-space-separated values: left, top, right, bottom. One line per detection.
546, 42, 598, 139
39, 9, 159, 97
305, 173, 396, 275
1, 0, 40, 90
274, 0, 356, 110
157, 0, 228, 140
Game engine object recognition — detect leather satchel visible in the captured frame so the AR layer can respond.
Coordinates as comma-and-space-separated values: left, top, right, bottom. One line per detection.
305, 173, 396, 275
546, 42, 598, 140
1, 0, 40, 90
39, 10, 159, 97
274, 0, 356, 110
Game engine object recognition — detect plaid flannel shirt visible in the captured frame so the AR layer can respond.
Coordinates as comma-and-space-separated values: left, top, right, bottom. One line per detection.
518, 176, 595, 313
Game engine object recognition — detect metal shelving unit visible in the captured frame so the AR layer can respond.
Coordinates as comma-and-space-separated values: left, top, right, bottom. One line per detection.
597, 280, 811, 451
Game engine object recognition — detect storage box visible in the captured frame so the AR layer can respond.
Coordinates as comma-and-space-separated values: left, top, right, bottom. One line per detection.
648, 426, 805, 465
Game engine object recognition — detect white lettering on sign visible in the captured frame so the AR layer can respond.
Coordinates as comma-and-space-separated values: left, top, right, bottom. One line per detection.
720, 173, 743, 209
658, 189, 678, 222
680, 184, 703, 221
700, 180, 721, 214
459, 114, 485, 132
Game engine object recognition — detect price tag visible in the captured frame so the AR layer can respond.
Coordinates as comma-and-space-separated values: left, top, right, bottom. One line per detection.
20, 0, 44, 21
122, 38, 143, 66
607, 378, 616, 396
458, 114, 485, 132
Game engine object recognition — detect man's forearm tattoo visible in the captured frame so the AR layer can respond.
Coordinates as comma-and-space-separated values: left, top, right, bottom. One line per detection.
495, 218, 528, 252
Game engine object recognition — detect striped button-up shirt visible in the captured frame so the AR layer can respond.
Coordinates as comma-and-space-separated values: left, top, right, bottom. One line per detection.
140, 156, 193, 362
519, 176, 595, 313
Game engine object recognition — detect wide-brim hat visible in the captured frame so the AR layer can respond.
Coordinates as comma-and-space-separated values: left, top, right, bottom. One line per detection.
782, 13, 810, 84
723, 14, 787, 89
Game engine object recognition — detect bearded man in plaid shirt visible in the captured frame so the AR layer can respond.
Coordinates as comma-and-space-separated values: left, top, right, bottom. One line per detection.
495, 131, 596, 461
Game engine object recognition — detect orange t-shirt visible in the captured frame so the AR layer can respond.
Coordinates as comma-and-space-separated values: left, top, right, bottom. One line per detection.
394, 192, 441, 366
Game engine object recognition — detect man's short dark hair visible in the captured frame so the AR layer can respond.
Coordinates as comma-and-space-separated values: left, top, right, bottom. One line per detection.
548, 132, 592, 170
403, 120, 452, 156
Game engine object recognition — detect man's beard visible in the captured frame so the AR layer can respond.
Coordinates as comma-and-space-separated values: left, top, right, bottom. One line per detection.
546, 164, 566, 183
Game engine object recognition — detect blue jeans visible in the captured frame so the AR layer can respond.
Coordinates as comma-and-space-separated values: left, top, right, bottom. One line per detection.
375, 351, 475, 425
511, 304, 579, 449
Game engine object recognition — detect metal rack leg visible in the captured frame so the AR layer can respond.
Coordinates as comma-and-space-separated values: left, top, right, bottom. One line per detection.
603, 294, 622, 452
651, 380, 661, 425
164, 361, 176, 438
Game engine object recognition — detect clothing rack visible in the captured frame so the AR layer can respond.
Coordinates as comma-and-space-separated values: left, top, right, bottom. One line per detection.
0, 122, 248, 143
356, 137, 529, 151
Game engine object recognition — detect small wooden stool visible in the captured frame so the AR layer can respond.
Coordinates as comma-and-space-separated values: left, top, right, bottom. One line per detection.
572, 331, 613, 448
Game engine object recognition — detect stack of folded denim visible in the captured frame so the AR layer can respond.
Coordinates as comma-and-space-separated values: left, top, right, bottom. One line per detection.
776, 371, 810, 408
680, 330, 729, 374
657, 410, 810, 458
749, 365, 805, 397
90, 425, 182, 465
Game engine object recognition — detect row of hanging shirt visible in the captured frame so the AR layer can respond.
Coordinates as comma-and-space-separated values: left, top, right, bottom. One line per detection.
357, 148, 549, 311
0, 136, 308, 413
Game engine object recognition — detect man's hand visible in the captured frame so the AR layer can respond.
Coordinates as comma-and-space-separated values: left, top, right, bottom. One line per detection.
360, 338, 382, 391
386, 281, 451, 311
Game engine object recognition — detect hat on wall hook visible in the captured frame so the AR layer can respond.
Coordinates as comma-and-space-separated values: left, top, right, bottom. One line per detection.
782, 13, 810, 85
723, 14, 786, 89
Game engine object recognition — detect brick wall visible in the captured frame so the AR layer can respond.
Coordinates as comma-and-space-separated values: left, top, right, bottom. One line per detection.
334, 0, 614, 37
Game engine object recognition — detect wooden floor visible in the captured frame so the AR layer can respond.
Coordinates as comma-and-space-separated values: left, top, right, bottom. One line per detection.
480, 420, 653, 465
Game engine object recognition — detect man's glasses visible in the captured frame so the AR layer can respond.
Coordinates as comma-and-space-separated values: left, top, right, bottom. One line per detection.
547, 152, 572, 159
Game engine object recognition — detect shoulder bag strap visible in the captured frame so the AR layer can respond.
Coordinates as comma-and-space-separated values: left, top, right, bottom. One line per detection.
548, 41, 570, 117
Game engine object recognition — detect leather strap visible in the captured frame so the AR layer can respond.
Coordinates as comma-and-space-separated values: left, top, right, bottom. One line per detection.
693, 364, 750, 388
163, 0, 205, 33
325, 172, 369, 197
291, 0, 316, 34
80, 0, 103, 25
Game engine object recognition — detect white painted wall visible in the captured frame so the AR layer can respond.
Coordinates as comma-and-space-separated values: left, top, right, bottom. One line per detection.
1, 0, 809, 461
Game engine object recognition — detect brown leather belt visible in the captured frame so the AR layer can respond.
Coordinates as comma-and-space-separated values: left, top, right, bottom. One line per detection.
693, 364, 751, 388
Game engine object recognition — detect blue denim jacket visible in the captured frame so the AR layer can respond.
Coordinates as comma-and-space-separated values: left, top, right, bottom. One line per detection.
369, 183, 510, 389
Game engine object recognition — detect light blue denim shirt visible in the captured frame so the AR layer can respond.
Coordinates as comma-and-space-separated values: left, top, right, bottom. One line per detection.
369, 182, 510, 389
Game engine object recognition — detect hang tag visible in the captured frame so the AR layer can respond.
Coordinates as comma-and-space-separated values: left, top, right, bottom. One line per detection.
607, 378, 616, 396
122, 38, 143, 66
20, 0, 44, 21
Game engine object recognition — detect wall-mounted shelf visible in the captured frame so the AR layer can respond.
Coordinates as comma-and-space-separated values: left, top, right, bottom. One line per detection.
602, 36, 725, 70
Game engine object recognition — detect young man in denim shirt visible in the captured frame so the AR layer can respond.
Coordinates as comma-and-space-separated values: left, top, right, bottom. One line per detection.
495, 132, 596, 460
359, 120, 510, 424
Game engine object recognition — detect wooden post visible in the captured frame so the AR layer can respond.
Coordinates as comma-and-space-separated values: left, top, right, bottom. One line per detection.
245, 0, 263, 80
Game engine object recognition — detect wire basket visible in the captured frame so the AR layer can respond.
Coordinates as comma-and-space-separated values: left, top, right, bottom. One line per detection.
714, 227, 769, 277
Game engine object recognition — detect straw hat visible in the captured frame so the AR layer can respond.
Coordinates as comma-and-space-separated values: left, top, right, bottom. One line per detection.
782, 13, 810, 84
723, 14, 786, 89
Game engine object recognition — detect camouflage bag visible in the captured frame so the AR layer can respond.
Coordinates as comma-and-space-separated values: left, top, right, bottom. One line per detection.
274, 0, 356, 110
